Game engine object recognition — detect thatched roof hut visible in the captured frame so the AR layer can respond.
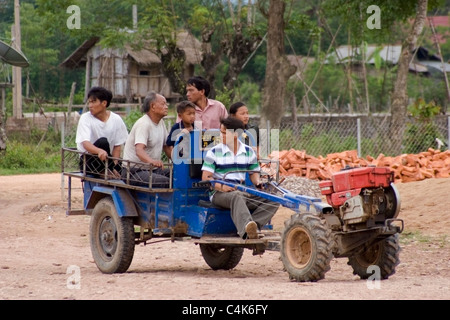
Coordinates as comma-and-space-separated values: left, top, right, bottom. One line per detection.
61, 31, 202, 102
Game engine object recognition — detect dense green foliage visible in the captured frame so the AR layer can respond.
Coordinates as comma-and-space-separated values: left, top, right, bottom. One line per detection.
1, 0, 448, 111
0, 127, 61, 174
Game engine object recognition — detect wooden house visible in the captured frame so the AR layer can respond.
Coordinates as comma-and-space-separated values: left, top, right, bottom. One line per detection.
60, 31, 202, 103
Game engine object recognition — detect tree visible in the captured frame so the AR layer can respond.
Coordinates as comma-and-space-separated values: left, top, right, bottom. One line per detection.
258, 0, 296, 128
139, 4, 188, 96
389, 0, 429, 154
189, 0, 265, 101
221, 0, 263, 98
325, 0, 440, 153
188, 4, 224, 98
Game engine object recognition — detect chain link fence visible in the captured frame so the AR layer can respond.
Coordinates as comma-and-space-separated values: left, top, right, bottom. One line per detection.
62, 113, 450, 159
61, 122, 78, 149
250, 114, 450, 158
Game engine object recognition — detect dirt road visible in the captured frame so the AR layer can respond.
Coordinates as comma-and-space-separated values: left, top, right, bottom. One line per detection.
0, 173, 449, 301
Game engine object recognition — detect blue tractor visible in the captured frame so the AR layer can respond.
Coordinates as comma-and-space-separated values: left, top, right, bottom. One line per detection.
62, 130, 403, 282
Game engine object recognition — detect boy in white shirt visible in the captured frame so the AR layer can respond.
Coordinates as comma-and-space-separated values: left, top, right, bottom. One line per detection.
76, 87, 128, 176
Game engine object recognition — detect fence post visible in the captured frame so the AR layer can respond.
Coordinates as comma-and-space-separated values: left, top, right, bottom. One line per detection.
61, 122, 65, 202
61, 121, 65, 148
357, 118, 361, 158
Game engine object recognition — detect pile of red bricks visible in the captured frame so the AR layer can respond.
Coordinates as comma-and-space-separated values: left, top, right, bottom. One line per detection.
268, 148, 450, 183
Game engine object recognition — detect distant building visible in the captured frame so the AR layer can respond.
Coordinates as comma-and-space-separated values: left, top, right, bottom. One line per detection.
326, 44, 450, 76
60, 31, 202, 103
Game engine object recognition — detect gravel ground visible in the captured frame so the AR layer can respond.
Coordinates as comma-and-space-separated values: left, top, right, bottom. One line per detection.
276, 176, 322, 198
1, 174, 449, 302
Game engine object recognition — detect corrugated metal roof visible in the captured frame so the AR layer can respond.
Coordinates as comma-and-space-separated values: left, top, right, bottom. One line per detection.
420, 61, 450, 73
326, 44, 448, 73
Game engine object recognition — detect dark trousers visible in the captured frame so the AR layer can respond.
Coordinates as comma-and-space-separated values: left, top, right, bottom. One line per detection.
121, 167, 170, 188
79, 137, 116, 175
212, 191, 279, 238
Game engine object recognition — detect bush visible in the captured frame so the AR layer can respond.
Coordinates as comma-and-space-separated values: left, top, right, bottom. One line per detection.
403, 98, 444, 153
403, 122, 443, 154
0, 140, 61, 174
0, 127, 62, 174
124, 110, 143, 131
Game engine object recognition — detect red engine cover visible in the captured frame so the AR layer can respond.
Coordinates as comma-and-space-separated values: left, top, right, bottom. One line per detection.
319, 167, 394, 207
331, 167, 393, 192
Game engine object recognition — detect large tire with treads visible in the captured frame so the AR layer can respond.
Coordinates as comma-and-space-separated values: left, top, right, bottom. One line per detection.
90, 197, 135, 274
347, 234, 400, 279
280, 213, 333, 282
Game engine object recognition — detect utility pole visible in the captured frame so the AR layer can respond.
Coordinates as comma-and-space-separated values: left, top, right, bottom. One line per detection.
12, 0, 23, 119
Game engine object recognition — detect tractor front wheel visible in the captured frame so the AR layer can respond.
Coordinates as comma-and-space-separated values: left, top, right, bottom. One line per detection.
280, 213, 333, 282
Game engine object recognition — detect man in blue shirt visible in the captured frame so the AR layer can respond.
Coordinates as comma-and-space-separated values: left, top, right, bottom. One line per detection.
166, 101, 196, 159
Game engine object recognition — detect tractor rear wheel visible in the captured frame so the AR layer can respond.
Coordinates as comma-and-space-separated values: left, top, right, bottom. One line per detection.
347, 234, 400, 279
280, 213, 333, 282
90, 197, 135, 274
199, 244, 244, 270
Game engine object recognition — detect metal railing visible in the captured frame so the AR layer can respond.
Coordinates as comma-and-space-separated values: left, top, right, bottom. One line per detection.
61, 148, 173, 192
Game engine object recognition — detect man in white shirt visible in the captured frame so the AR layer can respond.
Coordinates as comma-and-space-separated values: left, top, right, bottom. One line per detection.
76, 87, 128, 176
122, 91, 172, 187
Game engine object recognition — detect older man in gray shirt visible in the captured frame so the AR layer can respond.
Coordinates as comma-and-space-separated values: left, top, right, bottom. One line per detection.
122, 91, 172, 187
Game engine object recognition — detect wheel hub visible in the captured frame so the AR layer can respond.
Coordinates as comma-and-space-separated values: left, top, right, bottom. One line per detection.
286, 226, 312, 269
356, 242, 381, 267
99, 217, 117, 258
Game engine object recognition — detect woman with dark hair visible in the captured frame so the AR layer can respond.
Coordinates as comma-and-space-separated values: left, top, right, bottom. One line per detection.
229, 102, 260, 157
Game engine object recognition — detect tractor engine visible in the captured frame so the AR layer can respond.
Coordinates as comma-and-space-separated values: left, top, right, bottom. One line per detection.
319, 167, 401, 231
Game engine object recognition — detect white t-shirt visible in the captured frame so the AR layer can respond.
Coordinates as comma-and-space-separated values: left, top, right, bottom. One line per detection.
76, 111, 128, 154
123, 114, 168, 163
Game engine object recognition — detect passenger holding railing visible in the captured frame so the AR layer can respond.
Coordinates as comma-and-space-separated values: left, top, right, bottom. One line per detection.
121, 91, 172, 187
75, 86, 128, 177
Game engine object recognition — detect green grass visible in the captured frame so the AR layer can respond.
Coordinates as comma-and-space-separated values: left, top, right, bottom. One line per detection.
0, 129, 62, 175
0, 166, 60, 175
400, 230, 449, 248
